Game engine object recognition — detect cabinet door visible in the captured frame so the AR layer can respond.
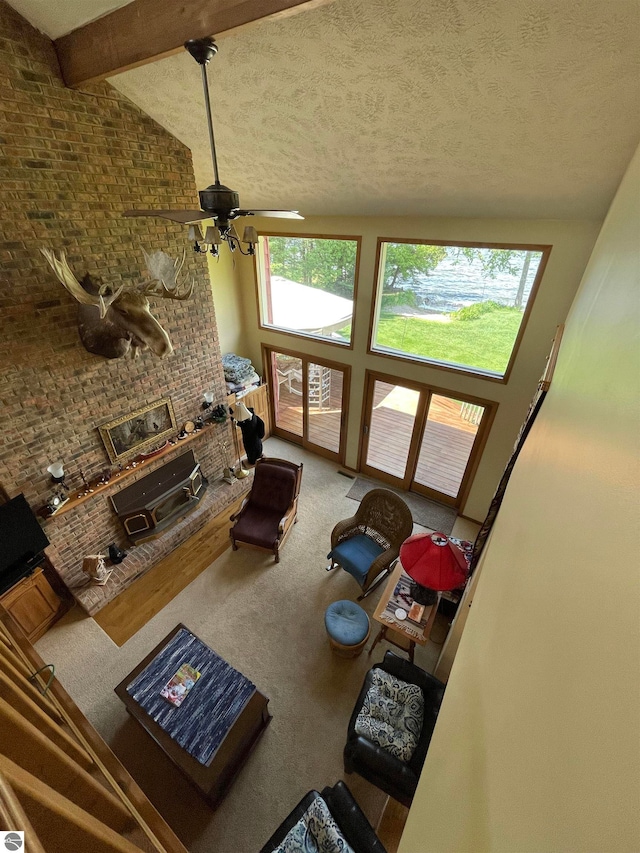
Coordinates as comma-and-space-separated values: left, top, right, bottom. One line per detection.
0, 569, 63, 642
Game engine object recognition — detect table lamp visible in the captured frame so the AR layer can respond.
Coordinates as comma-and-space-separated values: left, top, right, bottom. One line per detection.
399, 532, 469, 606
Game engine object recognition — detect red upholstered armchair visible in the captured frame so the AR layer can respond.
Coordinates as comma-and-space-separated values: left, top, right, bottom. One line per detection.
230, 457, 303, 562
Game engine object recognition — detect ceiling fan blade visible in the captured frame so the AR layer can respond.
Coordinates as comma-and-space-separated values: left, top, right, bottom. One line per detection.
123, 210, 211, 224
236, 210, 304, 220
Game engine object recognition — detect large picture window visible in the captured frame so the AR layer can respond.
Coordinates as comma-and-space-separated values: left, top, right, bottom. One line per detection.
257, 234, 359, 345
370, 240, 550, 380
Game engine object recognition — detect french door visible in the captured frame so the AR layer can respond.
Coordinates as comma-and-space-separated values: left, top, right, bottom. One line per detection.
360, 372, 494, 508
265, 347, 349, 463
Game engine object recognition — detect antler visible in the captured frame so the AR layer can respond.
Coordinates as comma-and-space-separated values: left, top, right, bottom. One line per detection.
141, 249, 194, 301
40, 248, 123, 318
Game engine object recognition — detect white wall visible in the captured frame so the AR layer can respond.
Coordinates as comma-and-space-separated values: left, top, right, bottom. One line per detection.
232, 215, 599, 519
399, 146, 640, 852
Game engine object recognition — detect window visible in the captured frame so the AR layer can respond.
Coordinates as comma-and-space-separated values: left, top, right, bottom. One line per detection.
257, 235, 359, 345
370, 240, 549, 380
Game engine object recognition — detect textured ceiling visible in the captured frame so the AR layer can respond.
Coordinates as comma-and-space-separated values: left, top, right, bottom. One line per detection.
10, 0, 640, 219
8, 0, 134, 39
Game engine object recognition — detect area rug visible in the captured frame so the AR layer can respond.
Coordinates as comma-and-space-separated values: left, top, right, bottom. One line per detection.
345, 477, 457, 534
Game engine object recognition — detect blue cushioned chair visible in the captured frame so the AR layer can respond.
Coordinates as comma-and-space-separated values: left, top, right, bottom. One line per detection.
327, 489, 414, 599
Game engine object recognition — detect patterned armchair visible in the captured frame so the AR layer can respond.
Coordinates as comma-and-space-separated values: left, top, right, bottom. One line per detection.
230, 457, 303, 562
259, 781, 386, 853
327, 489, 413, 599
344, 652, 445, 807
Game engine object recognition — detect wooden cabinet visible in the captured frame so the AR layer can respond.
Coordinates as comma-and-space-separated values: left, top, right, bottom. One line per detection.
227, 383, 271, 437
0, 566, 67, 642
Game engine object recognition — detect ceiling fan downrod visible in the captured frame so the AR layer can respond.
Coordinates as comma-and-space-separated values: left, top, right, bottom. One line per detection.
185, 38, 221, 187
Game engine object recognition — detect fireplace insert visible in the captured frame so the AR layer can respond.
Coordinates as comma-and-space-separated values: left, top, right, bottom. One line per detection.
111, 450, 207, 544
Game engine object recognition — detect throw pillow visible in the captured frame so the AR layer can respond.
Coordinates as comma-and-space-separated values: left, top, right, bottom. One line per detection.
273, 794, 355, 853
273, 812, 319, 853
355, 669, 424, 762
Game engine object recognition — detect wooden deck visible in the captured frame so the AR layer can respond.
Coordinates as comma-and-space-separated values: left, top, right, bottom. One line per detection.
274, 373, 480, 500
367, 384, 479, 497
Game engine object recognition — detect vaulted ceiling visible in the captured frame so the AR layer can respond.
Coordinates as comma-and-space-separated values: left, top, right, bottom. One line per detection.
8, 0, 640, 220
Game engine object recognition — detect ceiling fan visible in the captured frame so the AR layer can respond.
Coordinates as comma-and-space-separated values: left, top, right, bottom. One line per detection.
124, 37, 303, 255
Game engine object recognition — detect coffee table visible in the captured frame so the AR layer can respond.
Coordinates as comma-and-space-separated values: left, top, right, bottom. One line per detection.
115, 624, 271, 806
369, 563, 439, 663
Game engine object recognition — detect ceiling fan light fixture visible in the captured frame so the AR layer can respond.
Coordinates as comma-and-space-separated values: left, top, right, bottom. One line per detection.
123, 38, 303, 254
203, 226, 221, 245
243, 225, 258, 246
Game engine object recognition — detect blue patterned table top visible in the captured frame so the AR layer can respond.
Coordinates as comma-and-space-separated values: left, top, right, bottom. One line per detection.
126, 627, 256, 766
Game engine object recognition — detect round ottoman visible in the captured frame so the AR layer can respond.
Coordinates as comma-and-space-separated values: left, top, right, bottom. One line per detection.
325, 600, 370, 658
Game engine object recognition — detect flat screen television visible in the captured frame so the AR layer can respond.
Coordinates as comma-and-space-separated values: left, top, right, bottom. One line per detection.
0, 494, 50, 594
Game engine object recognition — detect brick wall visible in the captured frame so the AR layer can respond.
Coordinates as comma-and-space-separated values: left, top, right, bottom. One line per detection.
0, 2, 243, 610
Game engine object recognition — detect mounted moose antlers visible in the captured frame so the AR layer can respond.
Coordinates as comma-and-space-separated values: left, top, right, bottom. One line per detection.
41, 248, 194, 360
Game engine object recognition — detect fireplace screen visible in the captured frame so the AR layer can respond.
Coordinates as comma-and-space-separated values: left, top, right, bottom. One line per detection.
153, 488, 192, 524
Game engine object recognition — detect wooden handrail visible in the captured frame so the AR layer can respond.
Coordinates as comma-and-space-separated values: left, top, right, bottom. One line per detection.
0, 607, 187, 852
3, 762, 144, 853
0, 773, 45, 853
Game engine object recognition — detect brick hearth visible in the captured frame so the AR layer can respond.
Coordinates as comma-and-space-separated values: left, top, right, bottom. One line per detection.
47, 468, 251, 616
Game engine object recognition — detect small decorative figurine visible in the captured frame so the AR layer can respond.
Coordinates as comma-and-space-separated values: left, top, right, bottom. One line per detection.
45, 486, 69, 515
82, 554, 112, 586
108, 543, 127, 564
210, 403, 228, 423
78, 469, 94, 495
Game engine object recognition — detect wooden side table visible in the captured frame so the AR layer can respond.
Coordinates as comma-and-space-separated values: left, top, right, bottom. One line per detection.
369, 563, 438, 663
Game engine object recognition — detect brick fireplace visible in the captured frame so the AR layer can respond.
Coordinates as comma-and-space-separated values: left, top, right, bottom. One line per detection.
0, 2, 243, 613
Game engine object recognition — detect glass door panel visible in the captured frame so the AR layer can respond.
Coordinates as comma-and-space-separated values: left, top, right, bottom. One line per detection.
413, 395, 484, 498
307, 363, 342, 454
268, 348, 348, 462
365, 381, 420, 479
272, 351, 303, 437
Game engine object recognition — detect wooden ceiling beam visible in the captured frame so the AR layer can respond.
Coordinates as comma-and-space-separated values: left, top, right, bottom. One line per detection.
54, 0, 334, 88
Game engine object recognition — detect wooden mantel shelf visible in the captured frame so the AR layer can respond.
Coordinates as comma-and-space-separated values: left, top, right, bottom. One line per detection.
44, 421, 226, 521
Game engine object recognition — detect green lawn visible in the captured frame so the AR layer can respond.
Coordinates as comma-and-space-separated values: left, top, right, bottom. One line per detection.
371, 308, 524, 374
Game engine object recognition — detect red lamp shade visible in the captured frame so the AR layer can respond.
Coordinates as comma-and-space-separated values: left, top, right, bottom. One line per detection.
399, 532, 469, 591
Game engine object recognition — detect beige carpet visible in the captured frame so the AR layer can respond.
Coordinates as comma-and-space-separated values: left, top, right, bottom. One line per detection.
36, 437, 479, 853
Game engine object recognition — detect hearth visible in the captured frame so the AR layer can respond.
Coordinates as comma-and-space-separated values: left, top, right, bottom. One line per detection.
111, 450, 207, 544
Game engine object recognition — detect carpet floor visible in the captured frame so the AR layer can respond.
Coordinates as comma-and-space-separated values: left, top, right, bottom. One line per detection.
345, 476, 458, 534
36, 437, 479, 853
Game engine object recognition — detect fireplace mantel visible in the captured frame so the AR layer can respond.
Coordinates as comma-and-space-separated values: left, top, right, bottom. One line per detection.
42, 422, 225, 521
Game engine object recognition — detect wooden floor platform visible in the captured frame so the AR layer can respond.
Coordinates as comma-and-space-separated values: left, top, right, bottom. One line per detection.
376, 796, 409, 853
93, 494, 245, 646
